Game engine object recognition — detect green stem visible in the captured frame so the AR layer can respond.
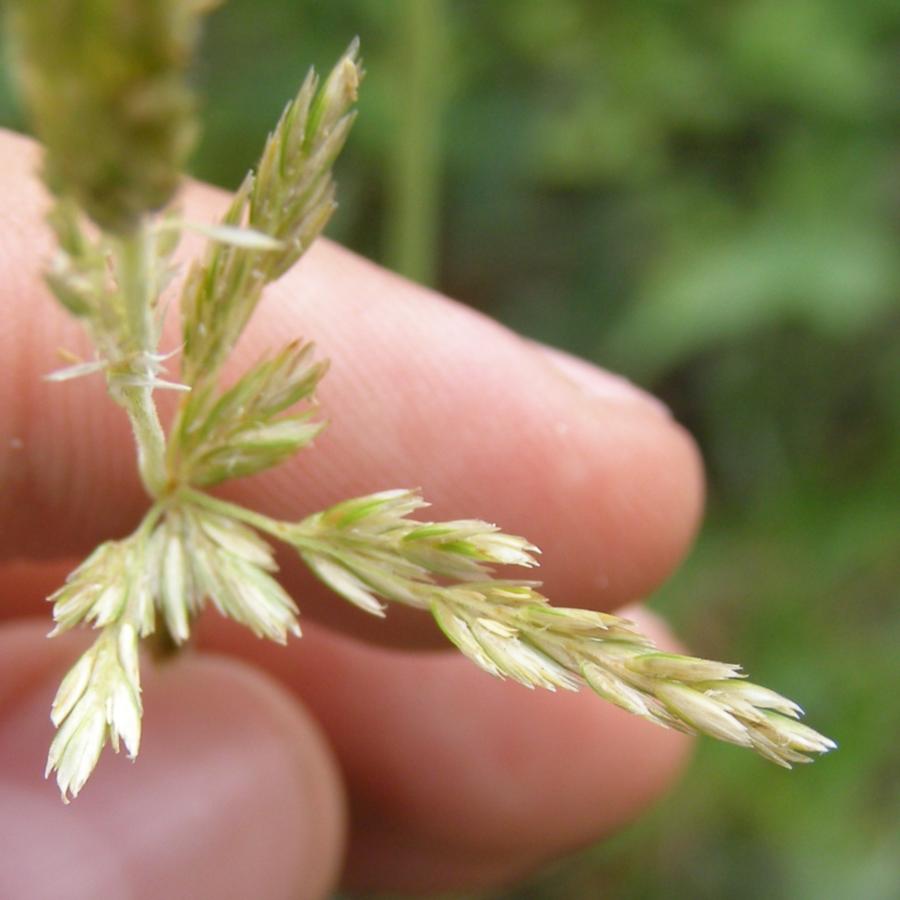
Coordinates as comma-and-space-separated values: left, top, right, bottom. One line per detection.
117, 225, 154, 348
112, 225, 168, 496
120, 384, 168, 495
385, 0, 446, 286
136, 499, 167, 539
179, 488, 295, 542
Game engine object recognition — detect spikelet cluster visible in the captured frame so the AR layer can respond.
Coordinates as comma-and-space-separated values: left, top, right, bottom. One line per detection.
41, 199, 181, 389
47, 623, 143, 803
7, 0, 215, 233
179, 40, 362, 384
284, 490, 836, 767
44, 502, 301, 799
168, 339, 328, 486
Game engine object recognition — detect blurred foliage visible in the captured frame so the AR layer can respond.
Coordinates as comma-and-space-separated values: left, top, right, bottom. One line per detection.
1, 0, 898, 897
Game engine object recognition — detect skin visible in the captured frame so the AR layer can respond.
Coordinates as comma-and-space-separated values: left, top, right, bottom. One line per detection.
0, 130, 704, 897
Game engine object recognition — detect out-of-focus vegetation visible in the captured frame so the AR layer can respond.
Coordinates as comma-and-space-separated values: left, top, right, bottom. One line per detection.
1, 1, 897, 896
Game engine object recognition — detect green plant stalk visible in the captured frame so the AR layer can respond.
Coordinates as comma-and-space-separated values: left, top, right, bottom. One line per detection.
178, 487, 293, 540
118, 384, 167, 496
385, 0, 446, 285
110, 225, 168, 496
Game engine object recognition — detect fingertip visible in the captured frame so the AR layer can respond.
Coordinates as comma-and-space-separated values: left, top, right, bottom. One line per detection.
535, 343, 672, 419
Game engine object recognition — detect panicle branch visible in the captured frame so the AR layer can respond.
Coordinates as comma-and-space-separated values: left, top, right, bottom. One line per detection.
280, 488, 835, 767
180, 41, 362, 385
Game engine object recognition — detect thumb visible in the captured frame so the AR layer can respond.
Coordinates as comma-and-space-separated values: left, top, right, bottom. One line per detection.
0, 621, 345, 900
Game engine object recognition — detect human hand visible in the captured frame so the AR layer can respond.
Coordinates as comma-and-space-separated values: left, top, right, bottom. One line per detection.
0, 130, 703, 898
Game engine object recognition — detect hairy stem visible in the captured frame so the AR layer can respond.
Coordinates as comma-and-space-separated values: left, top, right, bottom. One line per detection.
119, 384, 168, 495
111, 225, 168, 496
116, 226, 154, 348
178, 488, 294, 540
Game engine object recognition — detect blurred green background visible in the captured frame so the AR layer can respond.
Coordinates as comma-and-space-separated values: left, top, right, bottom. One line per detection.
2, 1, 898, 897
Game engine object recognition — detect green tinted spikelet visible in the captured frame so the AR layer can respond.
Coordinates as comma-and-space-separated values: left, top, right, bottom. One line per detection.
179, 41, 361, 384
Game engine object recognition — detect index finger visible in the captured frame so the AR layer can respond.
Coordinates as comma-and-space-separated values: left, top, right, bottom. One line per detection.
0, 129, 703, 647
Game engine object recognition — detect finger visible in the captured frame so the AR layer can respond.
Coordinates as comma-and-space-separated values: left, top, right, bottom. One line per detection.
0, 621, 346, 900
197, 606, 691, 893
0, 129, 703, 646
0, 558, 76, 621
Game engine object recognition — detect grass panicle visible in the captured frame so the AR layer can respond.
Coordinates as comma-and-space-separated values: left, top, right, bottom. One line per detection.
7, 1, 831, 801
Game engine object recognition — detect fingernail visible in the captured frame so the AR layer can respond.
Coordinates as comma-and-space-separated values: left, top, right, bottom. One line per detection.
536, 344, 671, 418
